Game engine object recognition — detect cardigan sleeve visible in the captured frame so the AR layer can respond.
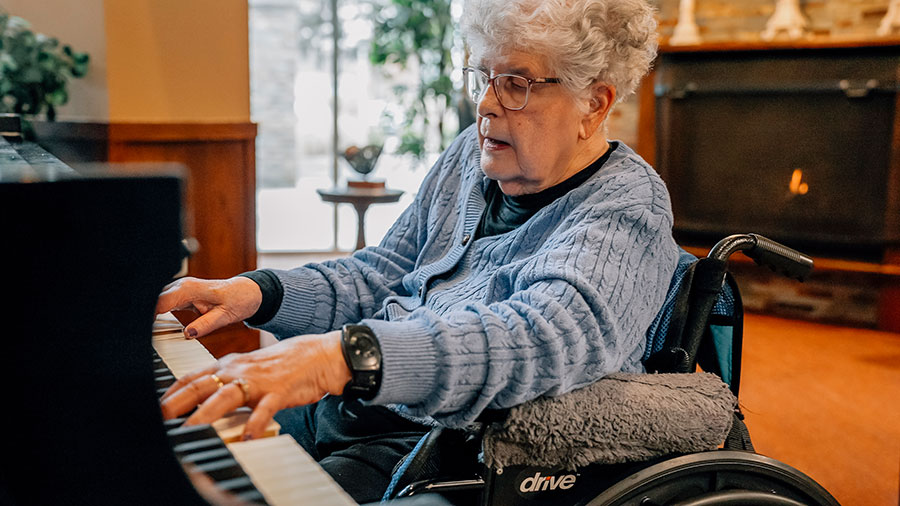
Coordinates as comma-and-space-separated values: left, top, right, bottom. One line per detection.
252, 129, 471, 339
364, 180, 679, 427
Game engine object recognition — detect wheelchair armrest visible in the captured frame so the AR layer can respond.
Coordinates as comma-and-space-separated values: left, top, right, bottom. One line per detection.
483, 372, 736, 471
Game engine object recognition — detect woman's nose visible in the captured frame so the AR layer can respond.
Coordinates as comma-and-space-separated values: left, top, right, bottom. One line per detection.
476, 81, 503, 117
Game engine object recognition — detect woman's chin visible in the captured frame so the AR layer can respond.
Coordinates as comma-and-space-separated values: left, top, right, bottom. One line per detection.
480, 156, 516, 181
480, 164, 509, 184
482, 171, 531, 196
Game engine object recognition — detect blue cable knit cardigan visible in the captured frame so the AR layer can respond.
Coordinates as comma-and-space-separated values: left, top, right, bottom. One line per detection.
256, 125, 679, 427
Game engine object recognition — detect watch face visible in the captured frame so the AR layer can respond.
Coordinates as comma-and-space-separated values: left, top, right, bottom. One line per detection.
342, 325, 382, 399
348, 333, 380, 370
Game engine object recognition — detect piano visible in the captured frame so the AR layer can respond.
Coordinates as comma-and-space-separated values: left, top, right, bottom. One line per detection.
0, 119, 451, 506
0, 122, 358, 506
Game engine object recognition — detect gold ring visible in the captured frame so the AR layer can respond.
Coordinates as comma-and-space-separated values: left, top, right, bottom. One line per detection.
232, 378, 251, 405
210, 374, 225, 389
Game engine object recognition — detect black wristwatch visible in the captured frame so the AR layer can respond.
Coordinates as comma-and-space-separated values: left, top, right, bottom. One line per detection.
340, 324, 382, 400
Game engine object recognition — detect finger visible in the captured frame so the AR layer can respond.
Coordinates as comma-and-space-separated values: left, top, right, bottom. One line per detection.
242, 394, 282, 441
160, 367, 216, 401
160, 374, 222, 419
156, 279, 199, 315
183, 306, 238, 339
184, 383, 246, 426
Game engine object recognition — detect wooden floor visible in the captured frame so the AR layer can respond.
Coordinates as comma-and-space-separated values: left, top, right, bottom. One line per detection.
740, 313, 900, 506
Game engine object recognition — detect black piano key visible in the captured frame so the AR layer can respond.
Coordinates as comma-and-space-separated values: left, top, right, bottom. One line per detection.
156, 343, 267, 503
235, 489, 266, 503
217, 476, 264, 500
172, 437, 226, 457
157, 380, 176, 390
215, 476, 256, 492
180, 447, 233, 465
164, 417, 187, 429
167, 424, 219, 446
216, 476, 268, 503
195, 458, 246, 482
154, 358, 177, 395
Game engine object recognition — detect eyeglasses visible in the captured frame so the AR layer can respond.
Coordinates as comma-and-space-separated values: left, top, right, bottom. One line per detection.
462, 67, 561, 111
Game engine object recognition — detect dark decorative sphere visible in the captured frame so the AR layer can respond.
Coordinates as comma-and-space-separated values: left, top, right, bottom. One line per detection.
343, 144, 383, 177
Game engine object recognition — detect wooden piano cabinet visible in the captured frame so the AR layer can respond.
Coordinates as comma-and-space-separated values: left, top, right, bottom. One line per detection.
106, 122, 258, 280
35, 120, 261, 354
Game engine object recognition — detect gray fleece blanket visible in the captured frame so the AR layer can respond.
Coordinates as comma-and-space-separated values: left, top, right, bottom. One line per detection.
483, 373, 736, 470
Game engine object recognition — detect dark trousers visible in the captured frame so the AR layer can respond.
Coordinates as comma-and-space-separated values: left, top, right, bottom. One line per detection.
274, 395, 432, 504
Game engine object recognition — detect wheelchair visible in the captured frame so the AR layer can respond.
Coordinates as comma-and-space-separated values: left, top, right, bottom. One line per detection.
380, 233, 841, 506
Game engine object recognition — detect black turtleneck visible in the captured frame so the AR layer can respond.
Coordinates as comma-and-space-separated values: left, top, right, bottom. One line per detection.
475, 142, 617, 240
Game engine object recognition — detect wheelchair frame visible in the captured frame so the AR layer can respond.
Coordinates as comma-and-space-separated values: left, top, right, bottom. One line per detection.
384, 234, 841, 506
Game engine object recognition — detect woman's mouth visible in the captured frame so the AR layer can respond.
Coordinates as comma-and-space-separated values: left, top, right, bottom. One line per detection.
483, 137, 511, 150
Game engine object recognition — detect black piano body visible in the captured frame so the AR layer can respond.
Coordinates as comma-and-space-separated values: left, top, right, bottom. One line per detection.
0, 135, 209, 505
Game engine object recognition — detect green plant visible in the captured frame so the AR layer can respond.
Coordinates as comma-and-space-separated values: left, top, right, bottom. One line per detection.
370, 0, 457, 159
0, 13, 89, 126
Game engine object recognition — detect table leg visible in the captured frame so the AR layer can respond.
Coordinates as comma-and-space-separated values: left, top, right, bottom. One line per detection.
352, 203, 370, 250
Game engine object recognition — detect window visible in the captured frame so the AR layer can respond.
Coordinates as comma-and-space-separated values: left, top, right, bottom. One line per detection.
249, 0, 460, 252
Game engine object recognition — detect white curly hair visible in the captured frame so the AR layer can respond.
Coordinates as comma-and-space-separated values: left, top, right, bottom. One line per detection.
460, 0, 658, 107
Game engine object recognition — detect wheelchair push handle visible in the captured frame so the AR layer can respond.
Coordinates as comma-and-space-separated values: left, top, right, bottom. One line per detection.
708, 234, 814, 281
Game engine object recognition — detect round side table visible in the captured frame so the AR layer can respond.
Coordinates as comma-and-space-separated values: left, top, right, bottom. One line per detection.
317, 186, 404, 250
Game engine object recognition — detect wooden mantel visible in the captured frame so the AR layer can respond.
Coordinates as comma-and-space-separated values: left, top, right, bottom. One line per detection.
657, 37, 900, 53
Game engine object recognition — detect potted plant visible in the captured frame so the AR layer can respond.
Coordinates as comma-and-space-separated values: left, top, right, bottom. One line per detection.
369, 0, 461, 159
0, 13, 89, 138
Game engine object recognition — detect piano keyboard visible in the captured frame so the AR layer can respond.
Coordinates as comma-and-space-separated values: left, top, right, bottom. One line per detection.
153, 315, 357, 506
228, 436, 356, 506
152, 325, 216, 377
166, 421, 267, 504
153, 317, 281, 441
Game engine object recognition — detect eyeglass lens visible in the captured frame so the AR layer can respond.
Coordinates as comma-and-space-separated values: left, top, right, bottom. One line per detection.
465, 70, 530, 110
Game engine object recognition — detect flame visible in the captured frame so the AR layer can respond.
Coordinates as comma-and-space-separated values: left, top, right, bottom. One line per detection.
789, 169, 809, 195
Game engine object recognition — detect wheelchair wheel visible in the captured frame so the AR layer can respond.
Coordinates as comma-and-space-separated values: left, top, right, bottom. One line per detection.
585, 451, 840, 506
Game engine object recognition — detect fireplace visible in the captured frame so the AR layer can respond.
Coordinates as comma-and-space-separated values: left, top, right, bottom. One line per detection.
651, 42, 900, 263
636, 41, 900, 331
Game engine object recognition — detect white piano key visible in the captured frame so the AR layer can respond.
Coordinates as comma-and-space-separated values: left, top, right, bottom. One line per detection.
228, 435, 357, 506
153, 336, 216, 378
211, 409, 279, 443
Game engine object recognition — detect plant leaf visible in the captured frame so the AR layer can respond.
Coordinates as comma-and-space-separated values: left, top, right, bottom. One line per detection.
0, 14, 89, 121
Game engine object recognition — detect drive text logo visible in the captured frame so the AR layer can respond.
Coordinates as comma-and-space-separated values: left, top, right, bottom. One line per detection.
518, 472, 577, 493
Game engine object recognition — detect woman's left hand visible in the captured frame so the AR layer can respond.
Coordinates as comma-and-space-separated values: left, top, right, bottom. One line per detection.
159, 330, 351, 440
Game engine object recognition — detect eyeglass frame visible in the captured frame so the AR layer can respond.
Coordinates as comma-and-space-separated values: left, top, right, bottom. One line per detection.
462, 66, 561, 111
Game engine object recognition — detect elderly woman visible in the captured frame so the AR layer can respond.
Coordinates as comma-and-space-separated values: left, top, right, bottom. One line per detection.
157, 0, 676, 501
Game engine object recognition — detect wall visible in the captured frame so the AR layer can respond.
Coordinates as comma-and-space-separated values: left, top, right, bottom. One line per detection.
2, 0, 250, 123
104, 0, 251, 122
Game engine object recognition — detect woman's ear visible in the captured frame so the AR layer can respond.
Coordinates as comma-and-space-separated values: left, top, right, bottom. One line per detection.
579, 83, 616, 139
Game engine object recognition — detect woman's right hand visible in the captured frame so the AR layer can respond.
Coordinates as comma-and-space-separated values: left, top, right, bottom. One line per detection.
156, 276, 263, 338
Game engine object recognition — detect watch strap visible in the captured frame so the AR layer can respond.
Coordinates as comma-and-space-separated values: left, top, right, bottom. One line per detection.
340, 324, 382, 400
